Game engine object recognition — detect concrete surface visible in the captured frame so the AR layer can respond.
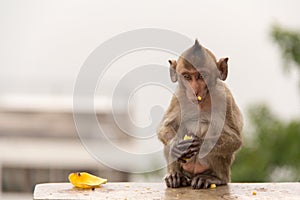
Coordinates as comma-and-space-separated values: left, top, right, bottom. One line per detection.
33, 182, 300, 200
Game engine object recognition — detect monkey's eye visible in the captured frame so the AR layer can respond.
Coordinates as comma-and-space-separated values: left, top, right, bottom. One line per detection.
198, 73, 207, 80
183, 74, 191, 80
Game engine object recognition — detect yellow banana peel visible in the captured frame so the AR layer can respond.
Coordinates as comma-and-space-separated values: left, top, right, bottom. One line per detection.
68, 172, 107, 189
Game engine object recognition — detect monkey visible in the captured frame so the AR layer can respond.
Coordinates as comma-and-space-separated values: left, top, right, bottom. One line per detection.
157, 40, 243, 189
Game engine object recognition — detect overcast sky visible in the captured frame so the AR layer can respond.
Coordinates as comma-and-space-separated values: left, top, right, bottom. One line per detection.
0, 0, 300, 123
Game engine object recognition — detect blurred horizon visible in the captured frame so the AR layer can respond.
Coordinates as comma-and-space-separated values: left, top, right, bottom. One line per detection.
0, 0, 299, 121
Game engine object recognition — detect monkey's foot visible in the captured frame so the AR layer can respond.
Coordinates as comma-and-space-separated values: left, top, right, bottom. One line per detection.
164, 172, 189, 188
191, 174, 222, 189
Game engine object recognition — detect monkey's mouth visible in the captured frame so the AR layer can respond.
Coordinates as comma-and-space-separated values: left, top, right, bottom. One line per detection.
195, 90, 209, 104
190, 95, 207, 105
187, 89, 209, 104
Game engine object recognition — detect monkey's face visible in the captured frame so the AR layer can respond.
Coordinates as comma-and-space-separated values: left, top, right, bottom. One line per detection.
176, 60, 218, 104
169, 40, 229, 104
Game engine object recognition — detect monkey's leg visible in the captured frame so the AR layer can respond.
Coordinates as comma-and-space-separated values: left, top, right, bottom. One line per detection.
190, 154, 231, 189
191, 174, 222, 189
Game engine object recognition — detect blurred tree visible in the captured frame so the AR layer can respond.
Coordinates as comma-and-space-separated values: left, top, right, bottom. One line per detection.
271, 24, 300, 89
231, 24, 300, 182
232, 104, 300, 182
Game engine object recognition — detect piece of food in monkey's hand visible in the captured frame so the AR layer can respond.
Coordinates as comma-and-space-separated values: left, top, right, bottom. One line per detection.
68, 172, 107, 189
210, 184, 216, 189
183, 134, 193, 140
197, 96, 202, 101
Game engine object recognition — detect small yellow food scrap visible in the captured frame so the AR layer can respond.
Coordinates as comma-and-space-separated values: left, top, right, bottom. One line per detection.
197, 96, 202, 101
210, 184, 216, 189
183, 135, 193, 140
252, 191, 257, 195
68, 172, 107, 189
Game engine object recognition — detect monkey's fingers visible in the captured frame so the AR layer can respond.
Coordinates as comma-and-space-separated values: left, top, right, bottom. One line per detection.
171, 147, 186, 160
191, 176, 204, 189
191, 175, 222, 189
190, 139, 202, 147
191, 175, 212, 189
177, 140, 201, 150
164, 173, 181, 188
181, 147, 200, 159
171, 147, 188, 163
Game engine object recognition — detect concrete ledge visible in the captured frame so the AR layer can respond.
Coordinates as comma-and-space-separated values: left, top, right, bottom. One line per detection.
33, 182, 300, 200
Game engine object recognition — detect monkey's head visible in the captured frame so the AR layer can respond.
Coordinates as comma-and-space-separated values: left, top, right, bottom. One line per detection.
169, 40, 228, 104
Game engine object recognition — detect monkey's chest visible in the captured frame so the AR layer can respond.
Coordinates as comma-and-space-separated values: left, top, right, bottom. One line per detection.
184, 119, 209, 136
181, 160, 209, 175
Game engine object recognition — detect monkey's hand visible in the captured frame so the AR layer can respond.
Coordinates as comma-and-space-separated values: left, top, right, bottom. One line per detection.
170, 136, 202, 163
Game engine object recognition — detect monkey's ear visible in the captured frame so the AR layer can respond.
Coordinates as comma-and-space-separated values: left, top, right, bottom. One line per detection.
169, 59, 177, 82
217, 57, 228, 81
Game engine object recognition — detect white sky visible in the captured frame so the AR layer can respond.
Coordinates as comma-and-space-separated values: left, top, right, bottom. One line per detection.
0, 0, 300, 123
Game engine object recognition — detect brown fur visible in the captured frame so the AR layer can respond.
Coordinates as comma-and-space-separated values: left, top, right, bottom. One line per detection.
157, 40, 243, 189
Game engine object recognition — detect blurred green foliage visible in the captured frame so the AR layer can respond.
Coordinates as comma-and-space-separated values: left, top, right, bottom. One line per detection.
271, 24, 300, 70
271, 24, 300, 89
232, 105, 300, 182
231, 24, 300, 182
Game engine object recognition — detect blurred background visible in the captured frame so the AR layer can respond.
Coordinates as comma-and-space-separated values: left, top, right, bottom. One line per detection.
0, 0, 299, 199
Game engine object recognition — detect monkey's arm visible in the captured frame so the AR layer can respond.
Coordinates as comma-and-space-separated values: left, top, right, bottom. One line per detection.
161, 126, 200, 188
211, 89, 243, 155
157, 96, 180, 145
158, 107, 191, 188
202, 97, 243, 156
158, 94, 200, 161
198, 125, 242, 185
157, 121, 177, 145
158, 115, 201, 162
204, 105, 243, 156
206, 128, 242, 156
